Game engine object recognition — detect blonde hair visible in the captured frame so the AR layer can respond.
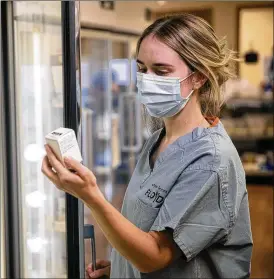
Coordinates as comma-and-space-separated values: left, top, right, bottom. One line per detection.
136, 13, 238, 132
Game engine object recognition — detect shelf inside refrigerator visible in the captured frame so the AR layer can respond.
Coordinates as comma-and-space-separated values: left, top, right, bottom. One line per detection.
94, 166, 112, 175
52, 220, 66, 233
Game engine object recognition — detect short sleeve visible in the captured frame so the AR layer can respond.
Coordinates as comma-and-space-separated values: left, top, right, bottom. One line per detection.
150, 169, 229, 262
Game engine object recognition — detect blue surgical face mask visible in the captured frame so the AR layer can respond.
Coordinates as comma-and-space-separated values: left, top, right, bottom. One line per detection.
136, 72, 194, 118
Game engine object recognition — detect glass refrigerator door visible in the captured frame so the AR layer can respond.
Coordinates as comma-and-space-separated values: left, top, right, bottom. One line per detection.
13, 2, 67, 277
81, 31, 113, 265
81, 30, 143, 265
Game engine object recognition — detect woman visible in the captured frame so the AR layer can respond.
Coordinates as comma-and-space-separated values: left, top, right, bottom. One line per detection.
42, 14, 253, 278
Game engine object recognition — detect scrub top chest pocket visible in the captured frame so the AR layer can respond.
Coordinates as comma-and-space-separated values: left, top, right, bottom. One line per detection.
133, 197, 160, 232
131, 170, 174, 232
125, 136, 181, 232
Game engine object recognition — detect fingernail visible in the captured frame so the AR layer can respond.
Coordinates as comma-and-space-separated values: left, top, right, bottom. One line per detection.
64, 158, 70, 167
64, 157, 68, 162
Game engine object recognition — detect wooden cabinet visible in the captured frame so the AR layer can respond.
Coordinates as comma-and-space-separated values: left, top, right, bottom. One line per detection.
248, 185, 273, 278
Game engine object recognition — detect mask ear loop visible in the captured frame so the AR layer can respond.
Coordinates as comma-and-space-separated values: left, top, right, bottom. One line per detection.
185, 89, 194, 99
179, 72, 195, 99
179, 71, 195, 83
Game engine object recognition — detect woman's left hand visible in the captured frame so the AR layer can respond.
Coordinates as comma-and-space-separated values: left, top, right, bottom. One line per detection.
41, 144, 103, 203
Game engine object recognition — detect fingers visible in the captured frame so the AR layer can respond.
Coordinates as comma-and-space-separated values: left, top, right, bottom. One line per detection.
86, 266, 109, 278
86, 260, 111, 278
41, 153, 80, 187
45, 145, 69, 176
86, 259, 110, 271
41, 156, 60, 185
64, 157, 83, 173
64, 157, 96, 183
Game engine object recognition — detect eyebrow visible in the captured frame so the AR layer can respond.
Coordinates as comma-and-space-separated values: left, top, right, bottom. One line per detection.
136, 59, 174, 67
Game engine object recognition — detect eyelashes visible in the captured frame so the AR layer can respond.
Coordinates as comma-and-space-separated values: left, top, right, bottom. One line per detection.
137, 68, 170, 76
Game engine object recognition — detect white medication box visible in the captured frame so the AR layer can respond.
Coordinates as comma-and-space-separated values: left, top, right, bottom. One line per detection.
45, 127, 83, 164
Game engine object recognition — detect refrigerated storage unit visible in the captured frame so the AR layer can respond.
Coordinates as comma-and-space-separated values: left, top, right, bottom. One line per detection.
80, 28, 144, 263
1, 2, 145, 277
1, 1, 85, 278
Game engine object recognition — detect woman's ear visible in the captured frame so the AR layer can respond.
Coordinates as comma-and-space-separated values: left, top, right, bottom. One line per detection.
192, 73, 208, 90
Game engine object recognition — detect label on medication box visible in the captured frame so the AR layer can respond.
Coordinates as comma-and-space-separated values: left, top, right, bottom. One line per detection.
45, 127, 83, 164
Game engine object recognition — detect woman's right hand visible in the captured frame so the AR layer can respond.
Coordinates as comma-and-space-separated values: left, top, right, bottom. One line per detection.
86, 259, 111, 278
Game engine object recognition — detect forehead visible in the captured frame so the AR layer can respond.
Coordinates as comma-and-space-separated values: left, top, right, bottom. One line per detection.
137, 35, 181, 64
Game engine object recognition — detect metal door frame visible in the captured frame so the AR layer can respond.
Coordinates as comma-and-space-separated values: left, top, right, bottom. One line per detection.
0, 3, 8, 278
61, 2, 84, 278
1, 1, 23, 278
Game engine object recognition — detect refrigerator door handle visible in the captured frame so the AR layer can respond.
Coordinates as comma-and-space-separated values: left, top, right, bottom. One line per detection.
119, 92, 142, 153
84, 225, 109, 278
84, 225, 97, 271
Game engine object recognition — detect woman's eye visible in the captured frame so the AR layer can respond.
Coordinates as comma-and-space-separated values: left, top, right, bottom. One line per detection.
137, 68, 146, 73
155, 71, 169, 76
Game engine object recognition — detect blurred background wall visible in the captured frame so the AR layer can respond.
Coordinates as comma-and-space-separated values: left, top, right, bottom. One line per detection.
80, 1, 271, 48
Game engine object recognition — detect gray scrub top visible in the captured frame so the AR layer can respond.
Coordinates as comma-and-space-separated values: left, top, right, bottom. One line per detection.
110, 120, 253, 278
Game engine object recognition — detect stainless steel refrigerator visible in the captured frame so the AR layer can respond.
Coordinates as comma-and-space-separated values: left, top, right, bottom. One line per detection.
1, 1, 85, 278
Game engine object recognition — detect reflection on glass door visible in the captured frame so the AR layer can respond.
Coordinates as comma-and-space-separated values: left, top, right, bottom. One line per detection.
81, 34, 112, 265
13, 2, 67, 278
81, 30, 143, 266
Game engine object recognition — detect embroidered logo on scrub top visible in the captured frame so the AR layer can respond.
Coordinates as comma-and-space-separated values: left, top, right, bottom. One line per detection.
144, 184, 167, 205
